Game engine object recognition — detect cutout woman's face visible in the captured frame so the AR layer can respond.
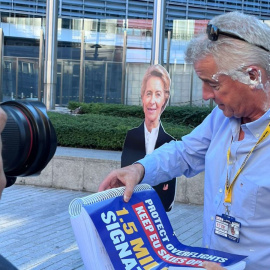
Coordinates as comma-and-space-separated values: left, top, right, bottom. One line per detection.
142, 76, 166, 127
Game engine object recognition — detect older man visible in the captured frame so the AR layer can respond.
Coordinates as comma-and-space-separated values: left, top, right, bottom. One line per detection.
99, 11, 270, 270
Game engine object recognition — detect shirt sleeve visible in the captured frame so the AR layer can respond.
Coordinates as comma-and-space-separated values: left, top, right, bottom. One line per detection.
138, 108, 216, 186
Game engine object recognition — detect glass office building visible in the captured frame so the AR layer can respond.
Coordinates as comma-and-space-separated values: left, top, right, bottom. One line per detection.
1, 0, 270, 106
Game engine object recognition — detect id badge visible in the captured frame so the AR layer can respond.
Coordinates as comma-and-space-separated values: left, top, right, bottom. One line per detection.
215, 214, 241, 243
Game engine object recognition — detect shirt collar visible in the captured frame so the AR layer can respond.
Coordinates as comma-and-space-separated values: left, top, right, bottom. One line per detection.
229, 109, 270, 140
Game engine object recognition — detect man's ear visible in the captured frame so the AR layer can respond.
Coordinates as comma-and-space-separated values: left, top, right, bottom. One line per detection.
246, 66, 261, 81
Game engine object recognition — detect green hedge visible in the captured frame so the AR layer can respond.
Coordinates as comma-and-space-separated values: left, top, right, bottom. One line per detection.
161, 106, 212, 127
48, 112, 194, 150
68, 101, 145, 119
68, 101, 212, 127
49, 102, 212, 150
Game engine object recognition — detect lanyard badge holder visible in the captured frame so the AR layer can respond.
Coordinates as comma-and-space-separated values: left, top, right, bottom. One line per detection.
215, 206, 241, 243
215, 181, 241, 243
215, 121, 270, 243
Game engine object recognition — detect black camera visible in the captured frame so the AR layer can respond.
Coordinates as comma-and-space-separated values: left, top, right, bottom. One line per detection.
0, 100, 57, 187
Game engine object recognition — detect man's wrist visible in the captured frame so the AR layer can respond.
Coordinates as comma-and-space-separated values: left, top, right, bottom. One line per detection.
133, 162, 145, 183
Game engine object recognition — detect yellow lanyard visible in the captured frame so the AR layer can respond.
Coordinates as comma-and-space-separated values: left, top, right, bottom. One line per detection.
225, 121, 270, 204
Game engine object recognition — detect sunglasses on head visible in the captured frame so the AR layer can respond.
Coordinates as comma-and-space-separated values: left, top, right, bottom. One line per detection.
206, 23, 269, 52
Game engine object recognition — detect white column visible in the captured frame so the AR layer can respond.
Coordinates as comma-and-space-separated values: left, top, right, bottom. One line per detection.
44, 0, 59, 110
151, 0, 166, 65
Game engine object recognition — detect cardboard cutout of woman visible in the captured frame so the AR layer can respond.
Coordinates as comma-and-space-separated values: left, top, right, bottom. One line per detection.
121, 64, 176, 212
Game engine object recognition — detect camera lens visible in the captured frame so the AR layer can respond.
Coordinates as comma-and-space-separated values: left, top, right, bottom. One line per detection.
0, 100, 57, 179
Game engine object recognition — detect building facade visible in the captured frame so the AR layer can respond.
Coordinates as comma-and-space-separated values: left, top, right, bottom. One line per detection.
0, 0, 270, 106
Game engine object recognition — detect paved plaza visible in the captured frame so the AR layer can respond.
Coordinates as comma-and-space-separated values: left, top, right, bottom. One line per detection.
0, 184, 203, 270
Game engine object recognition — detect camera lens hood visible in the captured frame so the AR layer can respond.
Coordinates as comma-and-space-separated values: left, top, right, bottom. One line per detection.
1, 100, 57, 178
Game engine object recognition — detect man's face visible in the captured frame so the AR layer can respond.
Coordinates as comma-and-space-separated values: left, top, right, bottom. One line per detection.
194, 55, 265, 121
142, 76, 166, 127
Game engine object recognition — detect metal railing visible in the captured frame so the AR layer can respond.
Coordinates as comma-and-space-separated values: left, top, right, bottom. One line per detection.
2, 56, 210, 107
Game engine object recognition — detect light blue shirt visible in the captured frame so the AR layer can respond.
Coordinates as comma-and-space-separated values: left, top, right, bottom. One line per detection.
139, 106, 270, 270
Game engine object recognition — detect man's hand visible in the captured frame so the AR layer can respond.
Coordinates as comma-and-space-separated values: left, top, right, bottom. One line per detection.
98, 163, 145, 202
202, 262, 226, 270
0, 107, 7, 198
